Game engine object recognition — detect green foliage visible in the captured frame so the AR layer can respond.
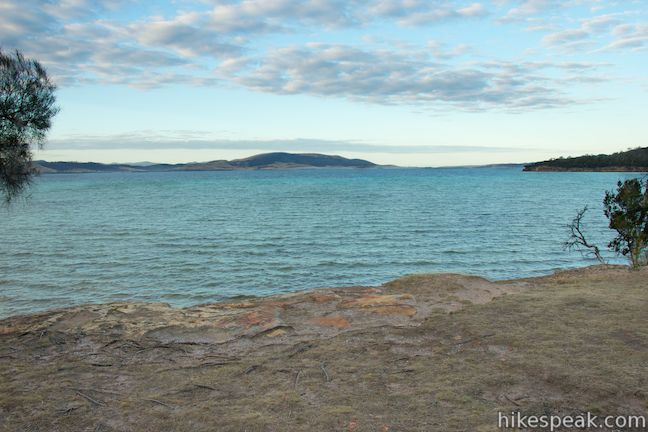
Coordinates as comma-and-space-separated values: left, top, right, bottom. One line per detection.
526, 147, 648, 170
603, 178, 648, 269
0, 49, 59, 203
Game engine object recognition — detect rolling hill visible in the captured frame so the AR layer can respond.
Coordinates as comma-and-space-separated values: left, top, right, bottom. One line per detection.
33, 152, 378, 174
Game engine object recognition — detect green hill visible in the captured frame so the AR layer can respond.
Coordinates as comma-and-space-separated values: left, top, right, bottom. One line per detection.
524, 147, 648, 172
229, 152, 376, 168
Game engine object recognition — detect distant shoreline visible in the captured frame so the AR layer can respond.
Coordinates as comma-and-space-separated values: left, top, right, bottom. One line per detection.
523, 147, 648, 172
524, 166, 648, 172
35, 165, 386, 174
33, 152, 379, 174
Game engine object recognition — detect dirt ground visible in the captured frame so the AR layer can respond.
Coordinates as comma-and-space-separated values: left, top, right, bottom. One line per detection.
1, 265, 647, 431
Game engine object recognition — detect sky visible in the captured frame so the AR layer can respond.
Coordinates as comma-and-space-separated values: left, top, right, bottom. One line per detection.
2, 0, 647, 166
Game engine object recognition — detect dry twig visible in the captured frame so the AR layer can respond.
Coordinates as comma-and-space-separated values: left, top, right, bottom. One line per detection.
293, 370, 302, 390
320, 362, 331, 382
144, 398, 173, 409
75, 391, 105, 406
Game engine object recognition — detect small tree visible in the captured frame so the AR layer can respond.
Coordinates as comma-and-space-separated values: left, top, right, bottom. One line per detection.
603, 177, 648, 269
0, 49, 59, 203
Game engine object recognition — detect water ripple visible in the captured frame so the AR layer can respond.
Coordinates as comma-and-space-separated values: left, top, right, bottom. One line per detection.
0, 167, 633, 318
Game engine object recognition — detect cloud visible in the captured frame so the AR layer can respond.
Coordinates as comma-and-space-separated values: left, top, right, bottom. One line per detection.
0, 1, 59, 45
0, 2, 213, 88
221, 43, 601, 110
581, 13, 625, 32
542, 28, 589, 44
0, 0, 491, 91
0, 0, 632, 110
369, 1, 487, 26
427, 41, 472, 59
129, 19, 243, 58
459, 3, 487, 16
43, 0, 127, 19
47, 132, 528, 154
499, 0, 561, 23
540, 12, 647, 53
194, 0, 488, 29
203, 0, 361, 30
601, 23, 648, 51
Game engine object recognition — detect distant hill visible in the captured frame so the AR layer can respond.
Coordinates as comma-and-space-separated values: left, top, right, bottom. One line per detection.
230, 152, 375, 168
33, 152, 378, 174
524, 147, 648, 172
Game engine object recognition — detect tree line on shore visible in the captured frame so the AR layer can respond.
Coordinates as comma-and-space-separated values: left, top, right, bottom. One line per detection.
525, 147, 648, 171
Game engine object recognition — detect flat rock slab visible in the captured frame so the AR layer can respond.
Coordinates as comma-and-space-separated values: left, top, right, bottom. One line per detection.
0, 273, 525, 353
2, 265, 645, 432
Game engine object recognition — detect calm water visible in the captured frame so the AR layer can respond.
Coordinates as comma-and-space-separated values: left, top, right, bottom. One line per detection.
0, 167, 637, 318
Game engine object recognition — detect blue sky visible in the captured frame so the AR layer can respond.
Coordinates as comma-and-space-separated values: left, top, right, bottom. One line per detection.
2, 0, 647, 166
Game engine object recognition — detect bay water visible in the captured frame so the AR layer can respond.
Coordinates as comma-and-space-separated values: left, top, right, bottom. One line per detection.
0, 167, 637, 318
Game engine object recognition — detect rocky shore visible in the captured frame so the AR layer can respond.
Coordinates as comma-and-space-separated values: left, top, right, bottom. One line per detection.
1, 265, 647, 431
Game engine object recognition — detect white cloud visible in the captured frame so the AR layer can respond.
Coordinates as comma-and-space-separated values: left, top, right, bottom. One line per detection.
543, 29, 589, 44
601, 23, 648, 51
222, 43, 606, 110
499, 0, 561, 22
0, 0, 637, 109
536, 9, 647, 53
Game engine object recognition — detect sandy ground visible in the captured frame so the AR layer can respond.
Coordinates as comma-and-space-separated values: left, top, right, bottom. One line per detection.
1, 265, 647, 431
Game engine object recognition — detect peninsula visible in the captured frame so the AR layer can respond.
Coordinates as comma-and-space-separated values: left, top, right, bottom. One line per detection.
524, 147, 648, 172
33, 152, 377, 174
